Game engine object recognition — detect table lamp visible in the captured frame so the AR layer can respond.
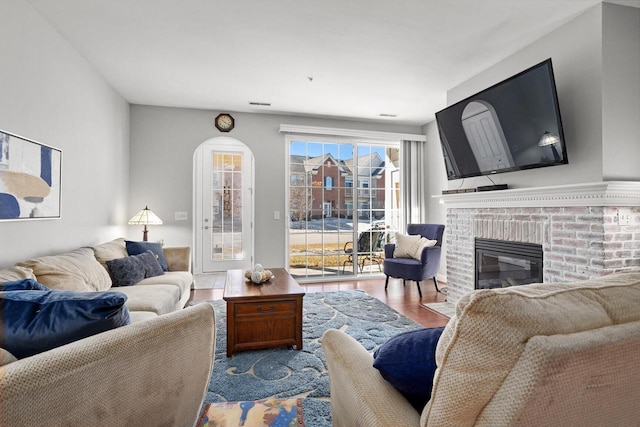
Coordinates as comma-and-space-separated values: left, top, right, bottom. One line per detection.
128, 206, 163, 241
538, 131, 561, 161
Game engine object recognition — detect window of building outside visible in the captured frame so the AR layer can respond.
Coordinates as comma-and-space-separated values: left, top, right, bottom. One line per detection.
325, 176, 333, 190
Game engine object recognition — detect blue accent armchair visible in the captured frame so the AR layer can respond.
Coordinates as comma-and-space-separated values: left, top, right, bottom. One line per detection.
383, 224, 445, 297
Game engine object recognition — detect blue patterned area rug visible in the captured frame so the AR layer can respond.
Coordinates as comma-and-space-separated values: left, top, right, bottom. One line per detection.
199, 290, 422, 426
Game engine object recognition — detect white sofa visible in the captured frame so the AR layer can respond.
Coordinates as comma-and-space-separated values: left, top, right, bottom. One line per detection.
322, 271, 640, 427
0, 238, 215, 426
7, 238, 193, 321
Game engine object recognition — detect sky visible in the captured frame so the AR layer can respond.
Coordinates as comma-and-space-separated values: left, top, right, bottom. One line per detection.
290, 140, 386, 161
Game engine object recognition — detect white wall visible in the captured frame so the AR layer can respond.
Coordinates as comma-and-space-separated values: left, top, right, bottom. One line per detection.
425, 3, 640, 200
0, 0, 130, 267
129, 105, 422, 269
602, 4, 640, 179
440, 4, 606, 190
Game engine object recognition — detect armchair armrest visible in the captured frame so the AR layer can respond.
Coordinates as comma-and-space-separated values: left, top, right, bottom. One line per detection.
420, 245, 442, 263
0, 303, 215, 426
163, 246, 191, 272
322, 329, 420, 427
384, 243, 396, 258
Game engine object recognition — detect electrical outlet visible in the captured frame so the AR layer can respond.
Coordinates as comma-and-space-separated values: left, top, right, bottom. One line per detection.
274, 210, 281, 220
616, 208, 632, 226
174, 211, 188, 221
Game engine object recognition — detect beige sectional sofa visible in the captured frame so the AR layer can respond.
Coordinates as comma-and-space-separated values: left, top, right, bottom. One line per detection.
323, 271, 640, 427
9, 238, 193, 321
0, 238, 216, 426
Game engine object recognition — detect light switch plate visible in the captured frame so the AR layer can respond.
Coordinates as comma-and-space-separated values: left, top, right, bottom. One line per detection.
175, 211, 188, 221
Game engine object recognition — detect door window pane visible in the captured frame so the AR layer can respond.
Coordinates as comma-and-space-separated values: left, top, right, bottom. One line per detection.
211, 152, 243, 260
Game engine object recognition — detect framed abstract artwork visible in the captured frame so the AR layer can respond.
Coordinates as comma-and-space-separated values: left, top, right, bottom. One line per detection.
0, 129, 62, 221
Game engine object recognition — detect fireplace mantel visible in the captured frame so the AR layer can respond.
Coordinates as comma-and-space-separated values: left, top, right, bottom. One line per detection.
436, 181, 640, 208
439, 180, 640, 305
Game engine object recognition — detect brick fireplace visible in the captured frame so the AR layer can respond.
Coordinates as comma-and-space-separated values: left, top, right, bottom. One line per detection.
440, 181, 640, 305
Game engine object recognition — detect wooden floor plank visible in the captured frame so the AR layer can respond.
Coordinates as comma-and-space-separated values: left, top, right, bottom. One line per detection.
190, 275, 450, 328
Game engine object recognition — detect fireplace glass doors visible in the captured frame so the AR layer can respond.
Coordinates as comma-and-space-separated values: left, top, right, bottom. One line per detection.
475, 238, 543, 290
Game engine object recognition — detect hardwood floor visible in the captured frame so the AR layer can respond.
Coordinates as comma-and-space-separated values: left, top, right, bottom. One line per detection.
189, 275, 450, 328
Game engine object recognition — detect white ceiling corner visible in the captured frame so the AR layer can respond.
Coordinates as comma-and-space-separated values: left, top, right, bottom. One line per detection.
26, 0, 620, 126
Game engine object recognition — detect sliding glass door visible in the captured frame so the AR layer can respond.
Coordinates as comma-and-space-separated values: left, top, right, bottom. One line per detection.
287, 137, 400, 279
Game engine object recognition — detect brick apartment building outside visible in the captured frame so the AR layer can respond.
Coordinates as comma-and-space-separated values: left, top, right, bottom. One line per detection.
290, 152, 386, 221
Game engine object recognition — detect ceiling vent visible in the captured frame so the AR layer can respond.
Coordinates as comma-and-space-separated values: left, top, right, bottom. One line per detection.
249, 102, 271, 107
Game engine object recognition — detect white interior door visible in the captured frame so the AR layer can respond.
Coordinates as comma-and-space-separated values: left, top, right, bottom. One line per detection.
195, 138, 254, 273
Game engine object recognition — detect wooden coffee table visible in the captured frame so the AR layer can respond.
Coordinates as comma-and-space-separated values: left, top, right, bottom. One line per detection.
223, 268, 305, 357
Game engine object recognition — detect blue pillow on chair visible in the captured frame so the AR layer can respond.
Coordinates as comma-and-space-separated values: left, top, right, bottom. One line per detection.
373, 327, 445, 411
0, 290, 131, 359
125, 240, 168, 271
0, 278, 50, 291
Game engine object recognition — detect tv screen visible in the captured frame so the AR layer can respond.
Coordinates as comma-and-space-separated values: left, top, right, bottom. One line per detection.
436, 59, 568, 181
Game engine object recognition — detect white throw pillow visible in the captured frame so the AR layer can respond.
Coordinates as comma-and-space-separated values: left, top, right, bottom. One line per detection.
393, 233, 422, 258
411, 238, 438, 260
394, 233, 438, 260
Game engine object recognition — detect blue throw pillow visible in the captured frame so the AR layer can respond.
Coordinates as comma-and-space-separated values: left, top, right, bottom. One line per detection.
107, 255, 145, 287
126, 240, 168, 271
373, 327, 445, 411
0, 278, 50, 291
137, 250, 165, 278
107, 251, 163, 287
0, 290, 131, 359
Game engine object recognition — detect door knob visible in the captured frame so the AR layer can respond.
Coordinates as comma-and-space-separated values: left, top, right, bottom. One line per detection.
204, 226, 209, 230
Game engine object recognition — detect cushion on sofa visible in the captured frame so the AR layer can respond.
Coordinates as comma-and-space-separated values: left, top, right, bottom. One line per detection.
107, 251, 164, 287
0, 290, 131, 359
135, 271, 193, 296
93, 238, 128, 270
106, 256, 144, 287
0, 278, 50, 291
0, 266, 35, 284
126, 240, 168, 271
423, 271, 640, 427
128, 311, 159, 322
373, 327, 445, 411
116, 284, 182, 315
16, 247, 112, 292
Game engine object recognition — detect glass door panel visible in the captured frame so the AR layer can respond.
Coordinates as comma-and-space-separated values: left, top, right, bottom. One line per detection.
288, 138, 400, 280
200, 144, 253, 273
210, 152, 243, 260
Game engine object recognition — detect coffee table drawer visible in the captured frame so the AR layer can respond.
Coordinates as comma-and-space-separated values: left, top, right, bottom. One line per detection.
235, 300, 295, 316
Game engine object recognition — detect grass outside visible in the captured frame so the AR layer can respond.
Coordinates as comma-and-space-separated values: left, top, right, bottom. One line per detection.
289, 243, 383, 268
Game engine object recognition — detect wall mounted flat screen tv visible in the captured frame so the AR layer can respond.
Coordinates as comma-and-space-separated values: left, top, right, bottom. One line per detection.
436, 59, 568, 180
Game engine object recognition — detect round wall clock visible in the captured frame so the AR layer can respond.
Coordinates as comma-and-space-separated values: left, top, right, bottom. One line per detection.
215, 113, 235, 132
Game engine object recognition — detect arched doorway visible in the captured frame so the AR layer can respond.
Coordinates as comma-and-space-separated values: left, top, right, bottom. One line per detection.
193, 137, 254, 273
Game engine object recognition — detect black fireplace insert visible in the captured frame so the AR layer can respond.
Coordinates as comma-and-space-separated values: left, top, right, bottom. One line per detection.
475, 238, 543, 290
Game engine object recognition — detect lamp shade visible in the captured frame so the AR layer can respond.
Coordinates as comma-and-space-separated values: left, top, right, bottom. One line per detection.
128, 206, 163, 225
128, 206, 162, 241
538, 131, 560, 147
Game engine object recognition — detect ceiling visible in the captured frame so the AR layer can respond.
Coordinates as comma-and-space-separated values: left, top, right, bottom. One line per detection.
26, 0, 639, 126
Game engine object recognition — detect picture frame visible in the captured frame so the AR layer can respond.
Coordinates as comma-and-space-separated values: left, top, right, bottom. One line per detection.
0, 129, 62, 221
